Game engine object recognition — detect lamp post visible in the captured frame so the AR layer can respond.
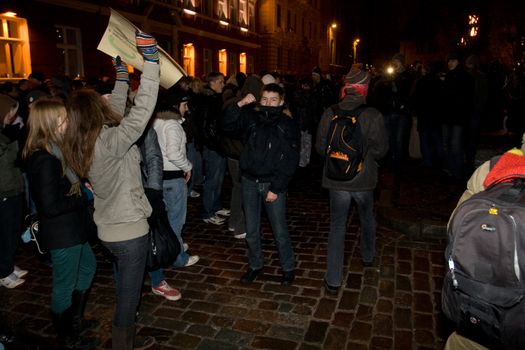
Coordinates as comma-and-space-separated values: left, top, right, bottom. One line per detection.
329, 23, 337, 65
353, 38, 360, 64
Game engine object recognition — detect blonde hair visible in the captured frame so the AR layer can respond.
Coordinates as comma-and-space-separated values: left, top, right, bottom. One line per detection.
23, 97, 66, 159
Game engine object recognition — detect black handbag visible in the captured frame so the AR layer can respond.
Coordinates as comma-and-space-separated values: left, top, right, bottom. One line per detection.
145, 206, 181, 271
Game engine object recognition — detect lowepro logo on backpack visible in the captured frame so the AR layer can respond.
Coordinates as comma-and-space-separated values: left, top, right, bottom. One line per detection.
325, 105, 366, 181
442, 177, 525, 349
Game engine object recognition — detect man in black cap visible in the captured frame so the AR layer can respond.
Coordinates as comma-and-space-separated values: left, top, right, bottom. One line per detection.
316, 68, 388, 295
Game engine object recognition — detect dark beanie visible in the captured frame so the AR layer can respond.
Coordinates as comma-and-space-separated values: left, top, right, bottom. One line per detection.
344, 68, 370, 85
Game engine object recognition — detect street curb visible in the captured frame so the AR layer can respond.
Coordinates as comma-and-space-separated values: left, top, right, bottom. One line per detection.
376, 207, 447, 240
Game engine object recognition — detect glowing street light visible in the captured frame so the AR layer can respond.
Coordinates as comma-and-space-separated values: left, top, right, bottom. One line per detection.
331, 23, 337, 29
353, 38, 360, 64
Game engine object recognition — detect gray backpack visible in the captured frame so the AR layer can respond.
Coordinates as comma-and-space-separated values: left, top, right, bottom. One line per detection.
442, 178, 525, 349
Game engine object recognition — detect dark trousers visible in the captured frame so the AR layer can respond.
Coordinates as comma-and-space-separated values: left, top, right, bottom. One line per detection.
0, 194, 23, 278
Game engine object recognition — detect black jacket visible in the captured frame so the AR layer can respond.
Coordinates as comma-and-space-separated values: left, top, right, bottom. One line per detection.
27, 150, 92, 250
223, 102, 300, 194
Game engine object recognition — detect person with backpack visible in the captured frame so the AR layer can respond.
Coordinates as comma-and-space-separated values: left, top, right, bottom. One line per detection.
443, 133, 525, 350
222, 83, 300, 286
315, 67, 388, 295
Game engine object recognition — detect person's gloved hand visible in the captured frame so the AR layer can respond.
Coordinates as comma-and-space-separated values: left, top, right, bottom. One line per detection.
113, 56, 129, 83
144, 188, 165, 221
135, 30, 159, 64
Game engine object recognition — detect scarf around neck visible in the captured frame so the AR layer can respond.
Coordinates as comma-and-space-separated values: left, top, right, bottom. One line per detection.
50, 142, 82, 197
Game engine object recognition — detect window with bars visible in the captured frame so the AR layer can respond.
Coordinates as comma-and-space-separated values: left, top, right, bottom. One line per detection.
55, 25, 84, 78
0, 14, 31, 79
239, 0, 248, 27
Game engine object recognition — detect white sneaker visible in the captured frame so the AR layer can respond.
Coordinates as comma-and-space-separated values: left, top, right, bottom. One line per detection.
184, 255, 200, 267
189, 190, 200, 198
228, 227, 235, 232
0, 273, 25, 289
215, 208, 231, 217
234, 232, 247, 239
13, 266, 28, 278
203, 215, 225, 225
183, 243, 189, 252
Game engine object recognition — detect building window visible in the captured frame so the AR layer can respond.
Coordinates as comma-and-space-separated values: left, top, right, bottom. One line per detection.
0, 13, 31, 79
203, 48, 212, 75
183, 43, 195, 76
218, 0, 228, 19
219, 49, 227, 76
276, 4, 281, 28
239, 52, 247, 73
248, 3, 255, 31
229, 0, 237, 25
239, 0, 247, 27
55, 25, 84, 78
202, 0, 213, 16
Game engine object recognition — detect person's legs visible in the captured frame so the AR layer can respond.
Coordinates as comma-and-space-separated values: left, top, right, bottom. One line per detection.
227, 158, 245, 234
50, 245, 83, 313
241, 177, 264, 270
263, 188, 294, 272
449, 125, 464, 179
163, 178, 189, 266
103, 235, 148, 328
0, 194, 23, 280
202, 148, 227, 219
74, 242, 97, 292
186, 142, 202, 194
325, 190, 352, 287
352, 191, 376, 264
148, 269, 166, 288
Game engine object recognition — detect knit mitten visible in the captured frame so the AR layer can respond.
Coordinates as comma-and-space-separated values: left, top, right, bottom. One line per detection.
135, 31, 159, 63
113, 56, 129, 82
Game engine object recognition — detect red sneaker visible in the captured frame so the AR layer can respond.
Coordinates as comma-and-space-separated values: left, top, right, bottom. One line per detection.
151, 280, 181, 301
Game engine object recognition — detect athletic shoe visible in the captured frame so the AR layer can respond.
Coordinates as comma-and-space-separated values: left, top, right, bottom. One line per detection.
203, 215, 225, 225
233, 232, 247, 239
215, 208, 231, 217
13, 266, 28, 278
151, 280, 181, 301
0, 273, 25, 289
228, 227, 235, 232
189, 190, 200, 198
184, 255, 200, 267
183, 243, 189, 252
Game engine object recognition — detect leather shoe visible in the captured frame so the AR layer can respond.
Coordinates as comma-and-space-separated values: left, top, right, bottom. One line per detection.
323, 279, 339, 295
240, 268, 262, 284
281, 270, 295, 286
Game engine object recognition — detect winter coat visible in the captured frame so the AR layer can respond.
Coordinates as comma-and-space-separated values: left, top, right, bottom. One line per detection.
138, 127, 163, 191
27, 150, 92, 250
0, 124, 23, 198
442, 66, 474, 126
316, 93, 389, 192
153, 110, 192, 173
88, 62, 160, 243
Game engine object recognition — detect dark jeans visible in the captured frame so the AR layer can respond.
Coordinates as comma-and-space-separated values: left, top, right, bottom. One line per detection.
0, 194, 23, 279
384, 112, 411, 172
227, 158, 245, 234
326, 190, 375, 287
241, 177, 295, 272
419, 127, 444, 168
103, 234, 148, 328
202, 148, 226, 219
186, 142, 203, 193
442, 124, 464, 179
50, 243, 96, 313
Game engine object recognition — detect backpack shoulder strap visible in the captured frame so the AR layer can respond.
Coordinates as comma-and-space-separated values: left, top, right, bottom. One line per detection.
331, 104, 367, 119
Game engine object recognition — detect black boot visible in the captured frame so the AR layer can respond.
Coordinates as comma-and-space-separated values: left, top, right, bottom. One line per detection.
71, 289, 99, 332
52, 308, 98, 350
112, 324, 155, 350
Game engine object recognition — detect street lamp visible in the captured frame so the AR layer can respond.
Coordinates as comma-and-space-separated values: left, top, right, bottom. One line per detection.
353, 39, 360, 64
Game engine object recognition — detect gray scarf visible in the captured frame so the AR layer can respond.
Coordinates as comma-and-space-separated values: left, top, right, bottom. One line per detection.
50, 142, 81, 197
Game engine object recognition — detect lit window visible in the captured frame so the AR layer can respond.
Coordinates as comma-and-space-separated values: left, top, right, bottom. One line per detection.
55, 25, 84, 78
218, 0, 228, 19
183, 43, 195, 76
239, 52, 247, 73
239, 0, 247, 26
219, 49, 227, 76
248, 3, 255, 31
0, 13, 31, 79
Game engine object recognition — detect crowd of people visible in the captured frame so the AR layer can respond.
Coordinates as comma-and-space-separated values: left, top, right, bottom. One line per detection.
0, 27, 521, 349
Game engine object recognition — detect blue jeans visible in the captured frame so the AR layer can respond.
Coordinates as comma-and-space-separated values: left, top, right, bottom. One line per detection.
103, 234, 148, 328
163, 177, 189, 267
186, 142, 203, 193
326, 190, 375, 287
202, 148, 226, 219
442, 124, 464, 179
383, 112, 411, 171
50, 243, 96, 313
241, 177, 295, 272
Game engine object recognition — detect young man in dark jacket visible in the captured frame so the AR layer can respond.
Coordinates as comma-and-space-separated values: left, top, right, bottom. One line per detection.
223, 83, 300, 286
316, 68, 388, 294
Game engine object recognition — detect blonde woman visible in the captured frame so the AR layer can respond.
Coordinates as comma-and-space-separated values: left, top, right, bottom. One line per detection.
24, 97, 97, 350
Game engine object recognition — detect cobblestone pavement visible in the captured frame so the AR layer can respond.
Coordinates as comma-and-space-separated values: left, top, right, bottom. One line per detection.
0, 160, 453, 350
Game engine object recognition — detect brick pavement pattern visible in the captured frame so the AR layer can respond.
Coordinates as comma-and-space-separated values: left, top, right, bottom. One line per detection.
0, 163, 452, 350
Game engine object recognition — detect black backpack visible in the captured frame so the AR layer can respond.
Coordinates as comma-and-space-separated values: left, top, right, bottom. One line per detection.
325, 105, 366, 181
442, 176, 525, 349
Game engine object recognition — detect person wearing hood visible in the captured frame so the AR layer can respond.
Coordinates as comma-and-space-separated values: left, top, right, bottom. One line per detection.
152, 89, 199, 274
315, 68, 388, 295
223, 83, 300, 286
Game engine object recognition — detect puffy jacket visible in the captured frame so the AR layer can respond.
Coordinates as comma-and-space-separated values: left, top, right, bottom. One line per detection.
88, 62, 160, 243
153, 110, 192, 173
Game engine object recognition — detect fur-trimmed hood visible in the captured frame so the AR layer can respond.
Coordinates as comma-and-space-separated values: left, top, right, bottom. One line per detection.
155, 109, 184, 122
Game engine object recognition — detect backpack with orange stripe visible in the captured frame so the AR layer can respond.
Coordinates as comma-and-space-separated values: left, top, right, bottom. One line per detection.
325, 105, 366, 181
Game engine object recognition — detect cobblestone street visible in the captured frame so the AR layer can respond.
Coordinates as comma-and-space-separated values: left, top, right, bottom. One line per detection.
0, 160, 453, 350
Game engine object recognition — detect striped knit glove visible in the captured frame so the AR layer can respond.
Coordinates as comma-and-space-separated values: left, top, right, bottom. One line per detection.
113, 56, 129, 82
135, 30, 159, 64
